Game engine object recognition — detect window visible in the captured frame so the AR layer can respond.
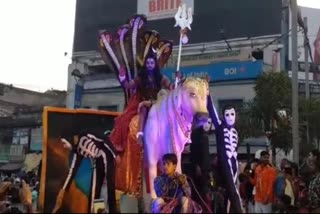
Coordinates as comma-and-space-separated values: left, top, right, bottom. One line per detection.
218, 99, 243, 115
98, 105, 118, 111
0, 84, 5, 96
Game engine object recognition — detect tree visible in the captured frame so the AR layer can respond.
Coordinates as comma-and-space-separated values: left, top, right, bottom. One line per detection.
254, 71, 292, 131
238, 71, 292, 160
300, 97, 320, 149
237, 99, 264, 144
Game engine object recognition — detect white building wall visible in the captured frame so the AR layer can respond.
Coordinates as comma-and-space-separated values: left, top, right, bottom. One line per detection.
80, 81, 256, 112
81, 91, 124, 111
210, 82, 255, 105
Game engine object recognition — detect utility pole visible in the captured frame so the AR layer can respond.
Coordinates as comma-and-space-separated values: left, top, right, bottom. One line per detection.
304, 17, 310, 99
304, 17, 311, 145
291, 0, 300, 164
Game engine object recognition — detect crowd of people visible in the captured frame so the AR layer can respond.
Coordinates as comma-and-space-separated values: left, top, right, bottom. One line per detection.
230, 149, 320, 213
0, 171, 39, 213
2, 150, 320, 214
150, 149, 320, 214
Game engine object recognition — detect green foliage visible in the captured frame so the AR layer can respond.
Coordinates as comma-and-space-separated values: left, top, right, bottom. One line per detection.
299, 97, 320, 147
254, 71, 292, 131
237, 100, 264, 144
271, 122, 292, 153
238, 71, 292, 150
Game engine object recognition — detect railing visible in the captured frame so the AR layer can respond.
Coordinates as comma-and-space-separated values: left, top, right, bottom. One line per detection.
0, 144, 26, 163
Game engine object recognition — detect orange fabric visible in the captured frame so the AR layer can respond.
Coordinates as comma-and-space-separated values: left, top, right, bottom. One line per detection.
110, 94, 144, 197
252, 164, 277, 203
115, 115, 144, 197
109, 94, 141, 152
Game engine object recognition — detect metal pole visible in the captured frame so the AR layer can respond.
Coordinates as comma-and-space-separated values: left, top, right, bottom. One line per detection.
304, 17, 310, 99
304, 17, 311, 145
291, 0, 300, 164
280, 0, 289, 71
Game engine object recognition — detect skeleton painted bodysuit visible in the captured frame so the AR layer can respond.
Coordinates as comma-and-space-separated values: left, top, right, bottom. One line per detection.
207, 95, 242, 213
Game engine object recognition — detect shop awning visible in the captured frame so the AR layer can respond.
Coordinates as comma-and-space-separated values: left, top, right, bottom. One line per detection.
23, 153, 42, 172
0, 162, 23, 171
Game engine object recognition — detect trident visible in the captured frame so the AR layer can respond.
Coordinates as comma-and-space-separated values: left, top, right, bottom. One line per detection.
174, 3, 193, 88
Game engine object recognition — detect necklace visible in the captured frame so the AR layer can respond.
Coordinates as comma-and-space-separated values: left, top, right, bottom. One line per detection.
171, 95, 190, 138
166, 93, 191, 155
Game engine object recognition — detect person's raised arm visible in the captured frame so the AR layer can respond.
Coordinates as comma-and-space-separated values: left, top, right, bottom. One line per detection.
161, 75, 175, 91
207, 94, 222, 128
118, 66, 137, 90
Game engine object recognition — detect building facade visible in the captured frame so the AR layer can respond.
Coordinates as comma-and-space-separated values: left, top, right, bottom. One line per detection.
0, 84, 66, 170
67, 0, 285, 156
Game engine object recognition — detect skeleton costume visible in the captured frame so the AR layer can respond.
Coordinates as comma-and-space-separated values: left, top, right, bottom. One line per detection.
52, 129, 118, 213
207, 95, 242, 213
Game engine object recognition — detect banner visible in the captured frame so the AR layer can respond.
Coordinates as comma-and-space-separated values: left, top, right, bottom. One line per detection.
163, 60, 264, 82
137, 0, 194, 21
39, 107, 120, 213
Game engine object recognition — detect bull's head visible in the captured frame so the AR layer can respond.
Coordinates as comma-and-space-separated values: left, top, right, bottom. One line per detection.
176, 77, 209, 125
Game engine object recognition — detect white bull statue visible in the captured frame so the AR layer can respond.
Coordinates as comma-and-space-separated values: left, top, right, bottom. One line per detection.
144, 77, 210, 199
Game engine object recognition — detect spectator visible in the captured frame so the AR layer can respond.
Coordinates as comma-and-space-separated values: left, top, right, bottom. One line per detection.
275, 158, 290, 199
290, 162, 303, 206
248, 151, 277, 213
31, 187, 38, 211
307, 151, 320, 213
152, 153, 192, 213
209, 155, 226, 213
308, 150, 320, 165
0, 179, 35, 213
239, 173, 248, 212
275, 194, 293, 213
283, 166, 295, 206
243, 158, 259, 213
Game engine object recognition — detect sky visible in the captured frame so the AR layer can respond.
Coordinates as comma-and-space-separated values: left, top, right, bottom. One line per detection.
0, 0, 76, 92
297, 0, 320, 9
0, 0, 319, 92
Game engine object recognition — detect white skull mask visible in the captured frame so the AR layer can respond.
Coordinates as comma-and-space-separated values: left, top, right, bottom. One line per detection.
224, 108, 236, 127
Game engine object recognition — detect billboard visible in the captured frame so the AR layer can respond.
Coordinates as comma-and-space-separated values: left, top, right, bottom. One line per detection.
73, 0, 281, 52
137, 0, 194, 21
39, 107, 119, 213
162, 60, 263, 82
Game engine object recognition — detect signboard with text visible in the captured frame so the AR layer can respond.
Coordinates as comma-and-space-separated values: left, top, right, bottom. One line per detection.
162, 60, 263, 82
137, 0, 194, 21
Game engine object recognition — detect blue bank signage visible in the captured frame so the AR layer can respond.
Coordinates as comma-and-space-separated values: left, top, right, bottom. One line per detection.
162, 60, 263, 82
